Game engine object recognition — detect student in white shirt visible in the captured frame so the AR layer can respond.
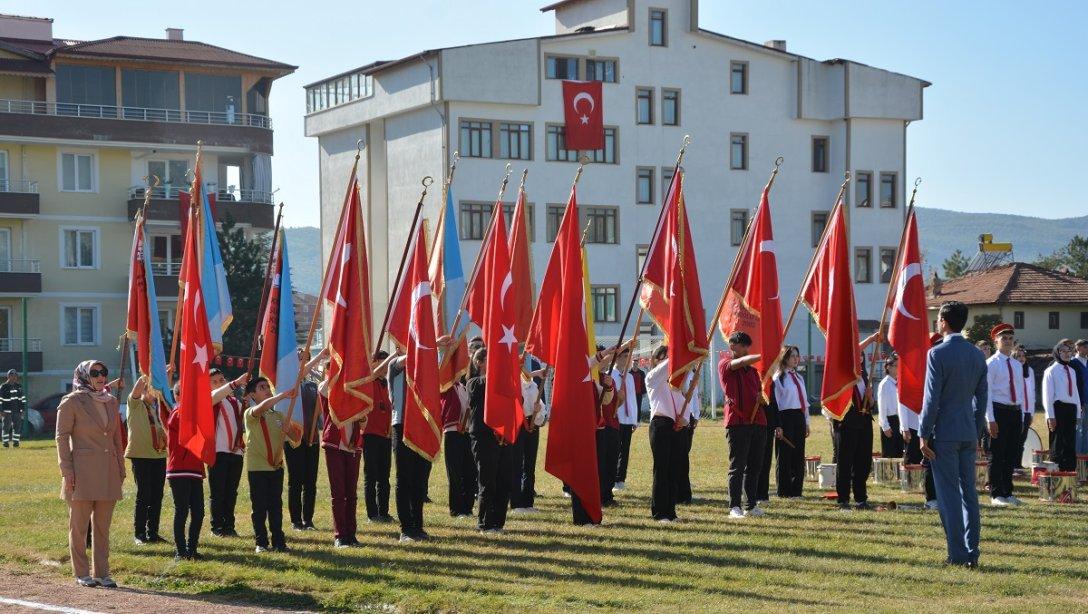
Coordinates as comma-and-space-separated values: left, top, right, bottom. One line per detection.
645, 344, 691, 522
1012, 345, 1036, 470
1042, 341, 1081, 471
877, 355, 904, 458
610, 348, 640, 492
770, 346, 810, 498
207, 368, 249, 538
984, 324, 1026, 506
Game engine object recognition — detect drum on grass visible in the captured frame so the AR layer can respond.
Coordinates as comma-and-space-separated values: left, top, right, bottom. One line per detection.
805, 456, 821, 482
1076, 455, 1088, 485
818, 464, 837, 489
873, 458, 902, 485
1032, 461, 1058, 485
1038, 471, 1078, 503
901, 464, 925, 493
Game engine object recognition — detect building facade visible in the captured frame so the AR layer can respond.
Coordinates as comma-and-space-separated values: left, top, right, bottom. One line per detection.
0, 14, 293, 402
304, 0, 927, 360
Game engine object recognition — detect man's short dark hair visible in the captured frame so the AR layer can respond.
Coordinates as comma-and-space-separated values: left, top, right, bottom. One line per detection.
209, 367, 223, 378
245, 376, 268, 395
728, 331, 753, 347
938, 301, 968, 332
652, 344, 669, 361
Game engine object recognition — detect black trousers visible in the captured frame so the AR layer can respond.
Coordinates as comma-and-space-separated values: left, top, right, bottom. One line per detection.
208, 452, 243, 533
363, 434, 392, 519
598, 427, 620, 505
756, 407, 776, 501
284, 441, 320, 526
571, 490, 596, 525
726, 424, 766, 510
675, 424, 695, 504
511, 426, 539, 509
1051, 402, 1077, 471
131, 457, 166, 539
834, 421, 873, 505
168, 477, 204, 555
393, 425, 428, 535
903, 429, 937, 501
444, 431, 476, 516
248, 469, 285, 548
1016, 413, 1034, 468
471, 429, 512, 530
775, 409, 807, 497
881, 415, 904, 458
616, 424, 635, 483
989, 404, 1022, 498
649, 416, 680, 520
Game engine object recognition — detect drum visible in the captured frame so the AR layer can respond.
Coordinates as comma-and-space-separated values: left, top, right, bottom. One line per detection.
1033, 461, 1058, 485
804, 456, 822, 482
1038, 471, 1078, 503
975, 460, 989, 492
873, 458, 902, 485
901, 463, 925, 493
1077, 455, 1088, 484
1021, 428, 1043, 468
818, 464, 837, 489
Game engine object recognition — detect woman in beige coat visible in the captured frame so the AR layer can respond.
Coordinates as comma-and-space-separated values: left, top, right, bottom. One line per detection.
56, 360, 126, 587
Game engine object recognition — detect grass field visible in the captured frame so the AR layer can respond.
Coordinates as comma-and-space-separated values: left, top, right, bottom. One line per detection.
1, 416, 1087, 612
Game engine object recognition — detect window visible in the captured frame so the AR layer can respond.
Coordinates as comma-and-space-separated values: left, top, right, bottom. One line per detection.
636, 245, 660, 335
546, 205, 565, 242
0, 150, 7, 191
459, 120, 493, 158
730, 133, 748, 170
812, 136, 829, 173
504, 202, 535, 241
54, 65, 116, 116
545, 56, 580, 80
880, 172, 898, 208
636, 167, 654, 205
636, 88, 654, 125
584, 207, 618, 244
546, 125, 617, 164
62, 305, 98, 346
1049, 312, 1060, 330
184, 73, 242, 113
459, 202, 490, 240
498, 122, 532, 160
1081, 312, 1088, 329
855, 247, 873, 283
591, 286, 619, 322
662, 89, 680, 126
730, 61, 748, 95
661, 167, 675, 200
855, 171, 872, 208
148, 159, 190, 195
811, 211, 829, 247
730, 209, 749, 246
151, 234, 183, 275
649, 8, 667, 46
121, 69, 180, 118
60, 152, 95, 192
879, 247, 896, 283
585, 58, 617, 83
1015, 311, 1025, 329
305, 72, 372, 113
62, 228, 98, 269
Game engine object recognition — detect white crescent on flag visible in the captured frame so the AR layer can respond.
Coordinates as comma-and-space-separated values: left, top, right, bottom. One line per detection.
894, 262, 923, 321
760, 240, 779, 299
409, 281, 433, 349
572, 91, 595, 113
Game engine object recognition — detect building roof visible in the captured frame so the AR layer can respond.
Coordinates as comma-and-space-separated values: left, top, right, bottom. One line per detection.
539, 0, 588, 11
48, 36, 296, 72
927, 263, 1088, 307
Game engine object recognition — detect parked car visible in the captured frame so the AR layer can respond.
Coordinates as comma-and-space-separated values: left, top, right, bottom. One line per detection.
30, 393, 64, 436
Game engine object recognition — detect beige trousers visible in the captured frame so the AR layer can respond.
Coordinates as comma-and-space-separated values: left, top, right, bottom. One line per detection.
68, 499, 116, 578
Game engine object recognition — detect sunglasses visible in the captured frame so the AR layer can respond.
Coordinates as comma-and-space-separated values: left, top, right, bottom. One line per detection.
88, 367, 109, 378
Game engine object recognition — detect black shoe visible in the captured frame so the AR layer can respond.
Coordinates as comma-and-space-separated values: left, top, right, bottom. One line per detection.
210, 529, 224, 538
855, 501, 872, 511
291, 522, 306, 531
12, 441, 18, 448
347, 538, 364, 548
173, 552, 186, 562
602, 499, 619, 508
187, 550, 204, 561
255, 545, 269, 553
416, 530, 432, 541
376, 515, 394, 523
223, 529, 240, 538
134, 536, 148, 545
148, 535, 168, 544
334, 538, 351, 549
303, 523, 317, 531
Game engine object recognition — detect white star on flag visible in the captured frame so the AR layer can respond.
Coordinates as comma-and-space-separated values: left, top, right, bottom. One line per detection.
193, 343, 208, 372
499, 324, 518, 352
580, 114, 589, 124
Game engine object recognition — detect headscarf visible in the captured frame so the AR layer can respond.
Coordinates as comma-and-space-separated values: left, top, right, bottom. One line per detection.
1053, 342, 1072, 367
72, 360, 115, 403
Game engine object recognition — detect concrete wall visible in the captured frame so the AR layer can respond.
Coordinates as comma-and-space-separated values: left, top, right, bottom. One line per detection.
441, 40, 540, 106
554, 0, 631, 34
305, 60, 437, 138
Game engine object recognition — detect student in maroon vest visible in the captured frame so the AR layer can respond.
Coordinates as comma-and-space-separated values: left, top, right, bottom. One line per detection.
363, 351, 395, 524
441, 378, 475, 518
207, 368, 248, 537
597, 368, 621, 508
834, 333, 881, 511
719, 332, 766, 519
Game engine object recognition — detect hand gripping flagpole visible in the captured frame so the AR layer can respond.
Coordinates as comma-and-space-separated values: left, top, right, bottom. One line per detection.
246, 202, 284, 376
374, 175, 434, 353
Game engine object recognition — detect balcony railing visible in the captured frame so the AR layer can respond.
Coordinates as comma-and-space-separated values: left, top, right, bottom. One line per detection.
151, 262, 182, 276
0, 180, 39, 193
0, 98, 272, 129
0, 338, 42, 352
0, 260, 41, 273
128, 185, 274, 204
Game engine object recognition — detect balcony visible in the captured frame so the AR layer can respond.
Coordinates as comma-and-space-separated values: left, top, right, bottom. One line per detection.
0, 99, 274, 154
0, 338, 43, 372
151, 261, 181, 297
127, 185, 275, 230
0, 180, 40, 216
0, 260, 42, 294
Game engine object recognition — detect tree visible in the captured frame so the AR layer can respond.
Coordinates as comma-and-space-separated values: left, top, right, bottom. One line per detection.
942, 249, 970, 279
965, 314, 1002, 346
219, 215, 271, 376
1036, 235, 1088, 279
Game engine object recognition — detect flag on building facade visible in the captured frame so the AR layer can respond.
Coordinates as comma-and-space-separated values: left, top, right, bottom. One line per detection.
562, 80, 604, 150
887, 210, 928, 414
258, 229, 300, 413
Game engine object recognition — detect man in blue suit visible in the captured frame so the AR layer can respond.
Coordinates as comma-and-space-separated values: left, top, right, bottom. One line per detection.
920, 301, 989, 568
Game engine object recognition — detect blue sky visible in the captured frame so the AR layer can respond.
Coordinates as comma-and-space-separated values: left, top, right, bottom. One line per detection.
19, 0, 1087, 228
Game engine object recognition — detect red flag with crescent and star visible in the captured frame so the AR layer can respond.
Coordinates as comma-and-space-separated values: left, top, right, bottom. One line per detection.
887, 210, 927, 414
562, 80, 604, 150
177, 197, 216, 465
387, 223, 443, 460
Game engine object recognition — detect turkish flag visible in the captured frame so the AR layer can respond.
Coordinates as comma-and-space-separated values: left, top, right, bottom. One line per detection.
544, 190, 601, 524
887, 210, 928, 414
800, 203, 860, 419
718, 185, 783, 400
322, 178, 375, 425
562, 80, 604, 150
465, 205, 523, 444
639, 170, 708, 388
508, 185, 535, 340
527, 186, 578, 365
177, 199, 216, 465
388, 224, 443, 459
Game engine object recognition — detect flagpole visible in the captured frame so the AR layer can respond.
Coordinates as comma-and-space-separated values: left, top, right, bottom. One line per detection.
246, 202, 284, 375
602, 135, 691, 381
679, 156, 784, 409
169, 143, 206, 373
373, 175, 434, 352
760, 171, 852, 390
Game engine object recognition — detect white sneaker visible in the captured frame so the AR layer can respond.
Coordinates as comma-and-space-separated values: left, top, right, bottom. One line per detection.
612, 482, 626, 492
728, 507, 745, 519
745, 506, 766, 518
990, 497, 1010, 507
924, 500, 939, 510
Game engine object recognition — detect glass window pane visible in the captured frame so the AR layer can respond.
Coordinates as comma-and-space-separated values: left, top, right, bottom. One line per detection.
79, 231, 94, 266
64, 231, 76, 267
77, 155, 92, 190
64, 308, 77, 344
80, 308, 94, 343
62, 154, 75, 191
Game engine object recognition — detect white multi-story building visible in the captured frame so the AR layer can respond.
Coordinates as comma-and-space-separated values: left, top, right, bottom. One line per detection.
304, 0, 927, 362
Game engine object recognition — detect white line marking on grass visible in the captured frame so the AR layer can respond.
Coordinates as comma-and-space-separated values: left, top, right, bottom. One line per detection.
0, 596, 103, 614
